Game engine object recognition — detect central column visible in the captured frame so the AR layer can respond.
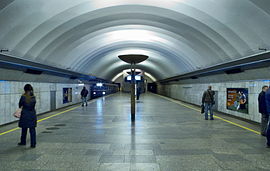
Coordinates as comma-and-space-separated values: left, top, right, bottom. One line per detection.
131, 67, 136, 122
118, 54, 148, 122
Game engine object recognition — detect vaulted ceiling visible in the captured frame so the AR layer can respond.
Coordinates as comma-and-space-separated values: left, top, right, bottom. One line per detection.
0, 0, 269, 81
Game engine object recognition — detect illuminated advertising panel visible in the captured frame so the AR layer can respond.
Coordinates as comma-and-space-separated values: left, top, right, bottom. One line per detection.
227, 88, 248, 114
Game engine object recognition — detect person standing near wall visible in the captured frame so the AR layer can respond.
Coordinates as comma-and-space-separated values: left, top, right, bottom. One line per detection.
81, 87, 89, 107
202, 86, 215, 120
18, 84, 37, 148
258, 85, 269, 136
265, 86, 270, 148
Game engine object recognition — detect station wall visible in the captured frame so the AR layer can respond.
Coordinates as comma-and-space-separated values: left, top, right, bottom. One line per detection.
157, 80, 270, 123
0, 81, 87, 126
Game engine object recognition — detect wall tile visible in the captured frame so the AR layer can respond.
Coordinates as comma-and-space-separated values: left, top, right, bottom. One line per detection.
159, 80, 269, 123
0, 81, 85, 126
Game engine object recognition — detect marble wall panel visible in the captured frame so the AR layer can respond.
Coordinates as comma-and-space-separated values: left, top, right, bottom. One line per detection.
0, 81, 86, 126
158, 80, 270, 123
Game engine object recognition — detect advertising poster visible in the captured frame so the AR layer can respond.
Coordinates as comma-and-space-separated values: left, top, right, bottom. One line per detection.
227, 88, 248, 114
63, 88, 72, 104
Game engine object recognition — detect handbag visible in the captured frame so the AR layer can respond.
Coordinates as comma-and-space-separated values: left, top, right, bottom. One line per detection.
201, 104, 205, 114
13, 108, 22, 118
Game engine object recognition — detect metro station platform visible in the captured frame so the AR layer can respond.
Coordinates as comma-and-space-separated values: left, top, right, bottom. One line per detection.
0, 93, 269, 171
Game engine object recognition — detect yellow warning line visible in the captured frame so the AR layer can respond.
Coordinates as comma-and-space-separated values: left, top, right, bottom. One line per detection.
0, 127, 20, 136
37, 106, 79, 123
0, 94, 114, 136
214, 116, 260, 135
154, 94, 260, 135
0, 106, 80, 136
1, 93, 259, 136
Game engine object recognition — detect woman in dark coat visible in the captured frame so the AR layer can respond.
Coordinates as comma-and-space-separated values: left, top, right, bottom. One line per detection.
18, 84, 37, 148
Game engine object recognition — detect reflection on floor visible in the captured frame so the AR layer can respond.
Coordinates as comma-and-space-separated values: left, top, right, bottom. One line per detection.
0, 93, 269, 171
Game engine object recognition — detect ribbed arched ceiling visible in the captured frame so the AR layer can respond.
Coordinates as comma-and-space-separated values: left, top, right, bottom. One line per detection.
0, 0, 270, 80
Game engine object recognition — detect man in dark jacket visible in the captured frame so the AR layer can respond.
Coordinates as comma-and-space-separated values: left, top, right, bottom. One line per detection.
202, 86, 215, 120
265, 86, 270, 147
81, 87, 89, 107
258, 85, 269, 136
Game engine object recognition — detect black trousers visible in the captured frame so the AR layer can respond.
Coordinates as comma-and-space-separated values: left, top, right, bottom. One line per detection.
261, 114, 269, 135
20, 127, 36, 146
267, 118, 270, 146
136, 93, 140, 100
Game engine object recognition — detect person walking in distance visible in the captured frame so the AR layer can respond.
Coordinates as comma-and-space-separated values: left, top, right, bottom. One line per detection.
81, 86, 89, 107
258, 85, 269, 136
136, 86, 141, 100
202, 86, 215, 120
18, 84, 37, 148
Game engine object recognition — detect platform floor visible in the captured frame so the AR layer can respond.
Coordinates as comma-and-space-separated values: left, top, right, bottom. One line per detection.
0, 93, 269, 171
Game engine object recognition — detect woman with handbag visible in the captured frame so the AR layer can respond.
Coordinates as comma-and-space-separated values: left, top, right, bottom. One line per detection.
17, 84, 37, 148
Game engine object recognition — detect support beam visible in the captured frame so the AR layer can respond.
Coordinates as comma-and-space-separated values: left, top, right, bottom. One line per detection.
159, 51, 270, 83
0, 53, 109, 83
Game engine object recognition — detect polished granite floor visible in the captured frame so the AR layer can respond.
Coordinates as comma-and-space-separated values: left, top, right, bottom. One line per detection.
0, 93, 269, 171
